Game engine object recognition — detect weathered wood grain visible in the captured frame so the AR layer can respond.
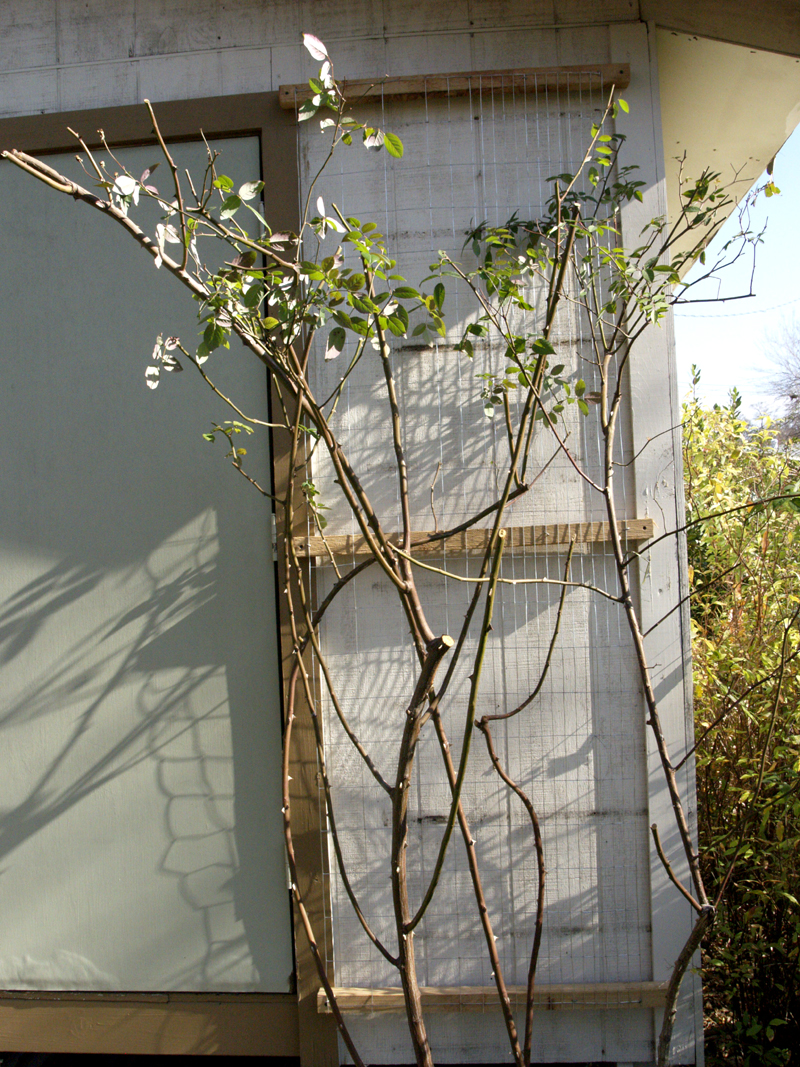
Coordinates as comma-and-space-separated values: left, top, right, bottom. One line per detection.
294, 518, 654, 559
0, 993, 299, 1055
318, 981, 669, 1014
279, 63, 631, 108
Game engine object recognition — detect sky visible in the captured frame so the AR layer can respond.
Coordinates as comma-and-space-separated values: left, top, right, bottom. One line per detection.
672, 122, 800, 419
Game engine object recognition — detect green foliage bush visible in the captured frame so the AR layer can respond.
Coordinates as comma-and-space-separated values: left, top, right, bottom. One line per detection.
684, 382, 800, 1065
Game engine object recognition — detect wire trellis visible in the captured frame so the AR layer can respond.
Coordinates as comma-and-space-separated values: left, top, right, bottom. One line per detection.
295, 70, 653, 1064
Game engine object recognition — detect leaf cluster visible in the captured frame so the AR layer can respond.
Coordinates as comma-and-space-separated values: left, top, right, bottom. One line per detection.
684, 386, 800, 1066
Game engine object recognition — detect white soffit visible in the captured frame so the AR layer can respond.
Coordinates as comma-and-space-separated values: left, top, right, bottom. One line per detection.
656, 28, 800, 265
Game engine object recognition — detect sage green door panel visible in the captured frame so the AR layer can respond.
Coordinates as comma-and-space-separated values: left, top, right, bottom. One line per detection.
0, 138, 293, 992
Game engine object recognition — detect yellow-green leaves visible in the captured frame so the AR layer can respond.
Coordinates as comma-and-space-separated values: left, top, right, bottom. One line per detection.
384, 132, 404, 159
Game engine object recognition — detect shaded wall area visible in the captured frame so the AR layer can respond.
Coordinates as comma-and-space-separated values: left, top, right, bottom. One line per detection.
0, 138, 292, 992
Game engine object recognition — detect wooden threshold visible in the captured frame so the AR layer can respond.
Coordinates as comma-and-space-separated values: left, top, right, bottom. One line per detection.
0, 992, 299, 1056
318, 981, 668, 1015
279, 63, 630, 109
294, 517, 655, 560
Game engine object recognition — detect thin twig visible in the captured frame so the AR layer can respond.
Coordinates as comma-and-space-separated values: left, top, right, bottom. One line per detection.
429, 461, 442, 534
144, 100, 189, 271
408, 531, 506, 932
482, 541, 575, 723
476, 720, 544, 1067
650, 823, 702, 913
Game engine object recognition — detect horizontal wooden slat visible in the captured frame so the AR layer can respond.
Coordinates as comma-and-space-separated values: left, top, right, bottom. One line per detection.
318, 981, 668, 1015
294, 517, 655, 560
0, 993, 299, 1056
279, 64, 630, 109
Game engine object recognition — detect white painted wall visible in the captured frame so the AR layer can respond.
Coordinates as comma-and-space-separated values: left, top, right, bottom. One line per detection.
0, 1, 641, 118
297, 19, 681, 1063
0, 3, 701, 1064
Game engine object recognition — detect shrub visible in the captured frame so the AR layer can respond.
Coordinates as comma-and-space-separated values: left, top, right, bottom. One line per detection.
684, 382, 800, 1065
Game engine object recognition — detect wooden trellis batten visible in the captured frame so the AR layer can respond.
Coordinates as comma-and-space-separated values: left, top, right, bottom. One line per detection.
279, 64, 630, 110
318, 981, 668, 1015
293, 517, 655, 561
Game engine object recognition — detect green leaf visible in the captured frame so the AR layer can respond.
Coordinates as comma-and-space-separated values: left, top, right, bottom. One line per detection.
231, 250, 257, 270
618, 97, 629, 113
262, 316, 279, 329
298, 99, 318, 122
203, 322, 227, 352
532, 339, 555, 356
348, 316, 371, 337
214, 175, 234, 192
220, 195, 242, 219
384, 131, 404, 158
325, 326, 346, 360
243, 285, 263, 308
386, 314, 407, 337
393, 286, 419, 300
238, 180, 264, 201
333, 310, 354, 330
433, 282, 445, 311
350, 293, 378, 315
363, 127, 384, 149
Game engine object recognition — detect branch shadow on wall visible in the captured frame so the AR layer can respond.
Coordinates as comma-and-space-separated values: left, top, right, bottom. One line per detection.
0, 506, 289, 997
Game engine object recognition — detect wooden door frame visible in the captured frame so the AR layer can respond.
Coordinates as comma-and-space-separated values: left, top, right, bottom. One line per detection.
0, 93, 337, 1063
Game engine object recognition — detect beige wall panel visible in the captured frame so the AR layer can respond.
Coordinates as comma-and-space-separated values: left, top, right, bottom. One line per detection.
219, 47, 273, 98
554, 0, 638, 25
383, 0, 472, 36
642, 0, 800, 58
384, 33, 474, 77
612, 19, 702, 1064
137, 50, 222, 105
0, 69, 59, 118
657, 29, 800, 270
57, 0, 137, 65
133, 1, 227, 57
57, 61, 141, 113
0, 1, 57, 73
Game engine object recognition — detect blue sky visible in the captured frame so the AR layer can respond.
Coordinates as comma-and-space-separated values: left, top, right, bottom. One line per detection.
673, 123, 800, 417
